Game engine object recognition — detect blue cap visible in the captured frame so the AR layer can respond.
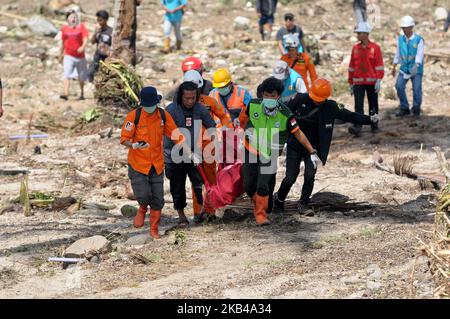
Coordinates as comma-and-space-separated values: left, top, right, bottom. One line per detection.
140, 86, 162, 107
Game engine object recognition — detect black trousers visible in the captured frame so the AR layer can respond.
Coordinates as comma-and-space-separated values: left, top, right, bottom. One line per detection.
353, 84, 378, 129
242, 150, 277, 213
128, 165, 164, 210
165, 163, 203, 210
276, 146, 317, 204
87, 52, 107, 83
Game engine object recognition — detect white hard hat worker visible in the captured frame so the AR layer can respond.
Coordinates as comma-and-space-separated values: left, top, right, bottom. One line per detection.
183, 70, 204, 89
400, 16, 415, 39
400, 16, 415, 28
354, 21, 372, 33
285, 34, 299, 49
272, 60, 290, 81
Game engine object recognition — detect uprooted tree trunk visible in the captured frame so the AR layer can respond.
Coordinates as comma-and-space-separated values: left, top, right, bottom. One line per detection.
111, 0, 139, 66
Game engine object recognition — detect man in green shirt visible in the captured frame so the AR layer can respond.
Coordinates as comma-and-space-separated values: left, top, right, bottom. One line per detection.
238, 77, 319, 225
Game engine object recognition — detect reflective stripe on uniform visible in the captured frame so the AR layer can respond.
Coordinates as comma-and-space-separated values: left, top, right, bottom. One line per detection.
348, 67, 355, 72
375, 66, 384, 71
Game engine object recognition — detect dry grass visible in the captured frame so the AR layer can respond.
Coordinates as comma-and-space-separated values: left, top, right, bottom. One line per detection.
419, 183, 450, 298
393, 154, 417, 177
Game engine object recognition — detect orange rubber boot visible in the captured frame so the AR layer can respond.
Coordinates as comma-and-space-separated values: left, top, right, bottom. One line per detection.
149, 209, 161, 239
254, 195, 270, 226
133, 204, 147, 228
203, 161, 217, 214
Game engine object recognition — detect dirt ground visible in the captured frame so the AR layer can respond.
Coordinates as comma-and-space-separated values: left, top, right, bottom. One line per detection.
0, 0, 449, 298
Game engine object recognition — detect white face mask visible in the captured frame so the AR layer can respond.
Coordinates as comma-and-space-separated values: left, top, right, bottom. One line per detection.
143, 105, 157, 113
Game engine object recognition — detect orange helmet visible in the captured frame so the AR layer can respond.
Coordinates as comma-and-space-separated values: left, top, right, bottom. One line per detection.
309, 78, 332, 103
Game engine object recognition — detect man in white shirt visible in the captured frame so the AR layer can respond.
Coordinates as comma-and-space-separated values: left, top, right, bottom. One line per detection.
392, 16, 425, 117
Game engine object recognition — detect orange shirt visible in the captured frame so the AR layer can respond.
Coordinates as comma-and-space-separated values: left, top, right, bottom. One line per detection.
281, 52, 317, 91
120, 108, 185, 175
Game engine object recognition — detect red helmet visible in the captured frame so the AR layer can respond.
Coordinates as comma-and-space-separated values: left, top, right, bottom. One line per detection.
181, 57, 203, 72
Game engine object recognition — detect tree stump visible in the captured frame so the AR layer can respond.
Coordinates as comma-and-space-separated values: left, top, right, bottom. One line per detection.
111, 0, 140, 66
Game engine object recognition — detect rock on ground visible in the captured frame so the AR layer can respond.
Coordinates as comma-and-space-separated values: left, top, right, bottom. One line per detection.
64, 235, 112, 258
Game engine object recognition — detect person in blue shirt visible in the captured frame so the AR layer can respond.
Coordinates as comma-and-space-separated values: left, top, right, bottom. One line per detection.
160, 0, 187, 54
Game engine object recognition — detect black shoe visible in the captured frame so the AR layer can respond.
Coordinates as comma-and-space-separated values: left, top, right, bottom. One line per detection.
206, 214, 217, 222
193, 211, 208, 224
395, 109, 410, 117
79, 95, 85, 101
273, 192, 285, 212
348, 125, 362, 137
371, 123, 379, 133
60, 95, 68, 101
297, 201, 314, 216
412, 109, 421, 117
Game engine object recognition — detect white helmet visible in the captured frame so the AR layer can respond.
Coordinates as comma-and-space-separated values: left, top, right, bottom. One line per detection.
400, 16, 415, 28
285, 34, 299, 48
354, 21, 372, 33
272, 60, 289, 80
183, 70, 204, 89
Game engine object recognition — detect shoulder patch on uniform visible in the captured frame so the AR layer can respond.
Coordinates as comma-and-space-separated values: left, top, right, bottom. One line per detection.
125, 121, 133, 131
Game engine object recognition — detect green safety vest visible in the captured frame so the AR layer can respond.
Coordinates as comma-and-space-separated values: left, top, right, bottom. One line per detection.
245, 99, 293, 158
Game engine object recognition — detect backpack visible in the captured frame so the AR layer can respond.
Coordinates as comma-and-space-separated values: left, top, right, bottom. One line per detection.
134, 107, 166, 127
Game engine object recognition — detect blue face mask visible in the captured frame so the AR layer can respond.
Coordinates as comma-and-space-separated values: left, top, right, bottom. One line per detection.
218, 86, 231, 96
262, 98, 278, 110
143, 105, 157, 113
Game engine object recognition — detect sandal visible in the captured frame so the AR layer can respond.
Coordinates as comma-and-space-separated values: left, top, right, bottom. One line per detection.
177, 218, 189, 227
193, 212, 208, 224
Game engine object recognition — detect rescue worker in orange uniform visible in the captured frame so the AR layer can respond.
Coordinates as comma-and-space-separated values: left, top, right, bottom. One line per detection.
280, 34, 317, 92
209, 68, 253, 165
183, 70, 233, 222
120, 86, 189, 239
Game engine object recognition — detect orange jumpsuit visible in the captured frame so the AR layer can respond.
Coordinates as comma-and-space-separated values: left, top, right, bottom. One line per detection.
281, 52, 318, 91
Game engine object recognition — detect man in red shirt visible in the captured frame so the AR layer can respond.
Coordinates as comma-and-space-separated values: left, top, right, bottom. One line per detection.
59, 10, 89, 100
348, 22, 384, 136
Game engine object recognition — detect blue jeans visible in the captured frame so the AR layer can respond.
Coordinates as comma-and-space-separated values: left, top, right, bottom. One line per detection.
395, 73, 423, 114
163, 19, 182, 41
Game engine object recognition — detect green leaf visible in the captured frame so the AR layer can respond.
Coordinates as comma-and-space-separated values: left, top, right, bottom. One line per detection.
83, 108, 100, 123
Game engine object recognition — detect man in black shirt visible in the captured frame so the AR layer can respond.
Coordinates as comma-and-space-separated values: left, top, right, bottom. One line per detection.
273, 78, 379, 215
88, 10, 113, 82
276, 13, 306, 55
